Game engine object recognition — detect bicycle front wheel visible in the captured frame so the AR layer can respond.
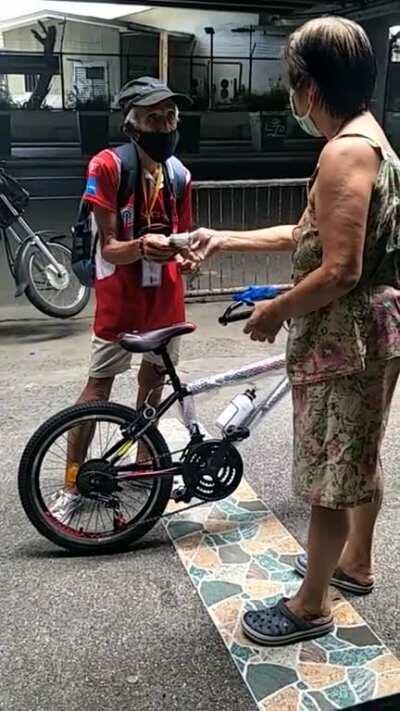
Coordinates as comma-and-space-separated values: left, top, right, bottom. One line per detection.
18, 402, 173, 554
25, 240, 90, 318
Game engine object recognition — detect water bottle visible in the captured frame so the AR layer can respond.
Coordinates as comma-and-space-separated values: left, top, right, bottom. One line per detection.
216, 388, 256, 434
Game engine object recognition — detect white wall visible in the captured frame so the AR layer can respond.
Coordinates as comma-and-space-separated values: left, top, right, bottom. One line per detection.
128, 8, 259, 37
128, 8, 287, 97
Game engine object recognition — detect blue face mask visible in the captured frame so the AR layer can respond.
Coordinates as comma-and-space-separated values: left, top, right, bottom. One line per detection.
289, 89, 323, 138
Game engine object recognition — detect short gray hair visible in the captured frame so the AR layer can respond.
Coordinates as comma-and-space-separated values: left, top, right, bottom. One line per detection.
124, 104, 179, 133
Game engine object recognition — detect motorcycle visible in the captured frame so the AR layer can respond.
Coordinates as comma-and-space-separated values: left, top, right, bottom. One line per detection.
0, 167, 90, 319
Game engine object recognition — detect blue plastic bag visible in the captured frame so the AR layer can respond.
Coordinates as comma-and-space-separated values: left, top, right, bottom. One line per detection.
232, 285, 280, 303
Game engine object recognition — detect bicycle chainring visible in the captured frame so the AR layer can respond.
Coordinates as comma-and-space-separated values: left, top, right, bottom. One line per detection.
182, 440, 243, 502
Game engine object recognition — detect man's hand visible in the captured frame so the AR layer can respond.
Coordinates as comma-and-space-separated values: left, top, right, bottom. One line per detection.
189, 228, 221, 260
243, 301, 284, 343
141, 234, 177, 263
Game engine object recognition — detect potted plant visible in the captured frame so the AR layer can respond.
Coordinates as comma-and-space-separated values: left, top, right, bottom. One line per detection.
247, 79, 289, 151
69, 87, 110, 156
0, 88, 16, 158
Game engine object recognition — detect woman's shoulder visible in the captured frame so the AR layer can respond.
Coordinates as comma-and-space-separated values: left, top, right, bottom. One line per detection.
319, 133, 381, 169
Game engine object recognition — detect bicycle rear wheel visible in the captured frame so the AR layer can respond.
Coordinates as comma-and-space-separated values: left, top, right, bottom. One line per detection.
25, 240, 90, 318
18, 402, 173, 554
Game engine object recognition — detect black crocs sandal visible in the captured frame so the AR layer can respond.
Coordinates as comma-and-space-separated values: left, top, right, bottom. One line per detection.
242, 597, 334, 647
295, 554, 374, 595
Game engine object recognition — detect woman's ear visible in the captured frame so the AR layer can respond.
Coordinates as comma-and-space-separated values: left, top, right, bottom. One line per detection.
308, 81, 321, 110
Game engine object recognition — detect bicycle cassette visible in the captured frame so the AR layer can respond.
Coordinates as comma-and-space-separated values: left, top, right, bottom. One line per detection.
182, 440, 243, 502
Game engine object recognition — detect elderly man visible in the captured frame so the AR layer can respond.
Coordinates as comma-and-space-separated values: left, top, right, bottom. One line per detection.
52, 77, 194, 518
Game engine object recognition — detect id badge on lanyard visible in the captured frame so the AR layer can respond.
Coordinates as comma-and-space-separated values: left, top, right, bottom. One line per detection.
142, 260, 162, 287
141, 169, 163, 288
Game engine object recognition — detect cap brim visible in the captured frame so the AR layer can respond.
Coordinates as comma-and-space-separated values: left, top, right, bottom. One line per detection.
128, 89, 193, 109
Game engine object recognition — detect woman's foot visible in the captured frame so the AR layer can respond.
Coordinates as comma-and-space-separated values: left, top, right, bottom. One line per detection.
294, 553, 374, 595
242, 597, 334, 647
337, 552, 375, 587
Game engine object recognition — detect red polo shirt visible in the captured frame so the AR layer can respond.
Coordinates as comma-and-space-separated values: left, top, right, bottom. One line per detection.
83, 148, 192, 340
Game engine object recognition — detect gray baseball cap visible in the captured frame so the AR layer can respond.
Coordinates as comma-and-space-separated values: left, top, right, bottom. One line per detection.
118, 76, 192, 111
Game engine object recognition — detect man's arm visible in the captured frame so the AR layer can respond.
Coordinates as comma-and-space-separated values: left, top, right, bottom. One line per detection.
94, 205, 178, 264
94, 205, 142, 265
84, 151, 177, 265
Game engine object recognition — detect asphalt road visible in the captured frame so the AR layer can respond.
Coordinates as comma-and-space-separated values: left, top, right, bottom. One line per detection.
0, 301, 399, 711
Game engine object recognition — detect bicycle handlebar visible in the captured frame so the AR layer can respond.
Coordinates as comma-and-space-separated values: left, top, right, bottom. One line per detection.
219, 284, 293, 327
219, 305, 254, 326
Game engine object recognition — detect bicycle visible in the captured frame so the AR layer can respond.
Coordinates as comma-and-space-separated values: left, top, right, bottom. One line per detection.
18, 286, 291, 554
0, 167, 90, 318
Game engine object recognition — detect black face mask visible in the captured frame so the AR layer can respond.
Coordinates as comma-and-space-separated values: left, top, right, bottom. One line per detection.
136, 130, 179, 163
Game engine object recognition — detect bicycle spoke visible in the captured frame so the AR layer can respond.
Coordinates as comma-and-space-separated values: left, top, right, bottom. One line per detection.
52, 440, 68, 458
86, 501, 97, 532
98, 422, 104, 457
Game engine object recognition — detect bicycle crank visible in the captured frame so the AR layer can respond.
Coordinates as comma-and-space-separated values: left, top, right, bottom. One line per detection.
181, 439, 243, 502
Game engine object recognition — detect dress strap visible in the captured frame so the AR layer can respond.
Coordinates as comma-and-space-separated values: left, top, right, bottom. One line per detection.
333, 133, 389, 160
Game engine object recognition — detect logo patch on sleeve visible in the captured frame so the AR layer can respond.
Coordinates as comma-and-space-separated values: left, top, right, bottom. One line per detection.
85, 176, 97, 195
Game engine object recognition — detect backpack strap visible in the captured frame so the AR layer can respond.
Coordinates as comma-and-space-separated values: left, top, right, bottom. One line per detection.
165, 156, 188, 202
114, 145, 187, 205
114, 142, 140, 208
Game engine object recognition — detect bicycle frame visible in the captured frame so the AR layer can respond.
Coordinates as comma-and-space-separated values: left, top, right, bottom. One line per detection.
183, 353, 289, 436
105, 350, 289, 481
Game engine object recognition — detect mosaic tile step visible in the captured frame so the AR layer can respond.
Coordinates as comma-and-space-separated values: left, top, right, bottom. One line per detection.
160, 421, 400, 711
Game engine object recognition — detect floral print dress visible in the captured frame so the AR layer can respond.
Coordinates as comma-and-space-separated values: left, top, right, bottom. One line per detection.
287, 134, 400, 509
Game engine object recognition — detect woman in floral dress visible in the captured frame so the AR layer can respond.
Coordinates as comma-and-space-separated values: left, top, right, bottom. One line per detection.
192, 16, 400, 645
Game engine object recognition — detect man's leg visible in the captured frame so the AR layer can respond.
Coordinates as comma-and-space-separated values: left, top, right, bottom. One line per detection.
135, 337, 181, 464
65, 376, 114, 486
65, 336, 131, 488
137, 360, 165, 410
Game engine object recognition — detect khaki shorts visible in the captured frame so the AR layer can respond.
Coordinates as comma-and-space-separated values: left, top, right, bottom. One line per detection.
89, 335, 181, 379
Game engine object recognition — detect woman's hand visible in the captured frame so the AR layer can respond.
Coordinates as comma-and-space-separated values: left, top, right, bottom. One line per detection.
243, 301, 284, 343
189, 228, 221, 260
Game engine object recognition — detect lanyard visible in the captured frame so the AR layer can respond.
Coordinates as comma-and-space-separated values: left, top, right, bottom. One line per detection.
141, 167, 163, 227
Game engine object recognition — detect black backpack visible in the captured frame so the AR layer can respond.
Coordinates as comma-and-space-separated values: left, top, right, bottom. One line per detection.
71, 143, 187, 287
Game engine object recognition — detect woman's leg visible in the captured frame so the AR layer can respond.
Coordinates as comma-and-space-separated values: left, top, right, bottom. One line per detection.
338, 358, 400, 584
338, 478, 383, 586
287, 504, 350, 620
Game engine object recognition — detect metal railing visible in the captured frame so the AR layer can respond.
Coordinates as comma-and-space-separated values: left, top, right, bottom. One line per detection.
21, 175, 308, 298
187, 178, 307, 297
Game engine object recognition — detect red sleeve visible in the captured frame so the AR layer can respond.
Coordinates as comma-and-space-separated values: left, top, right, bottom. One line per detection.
177, 175, 193, 232
83, 149, 119, 212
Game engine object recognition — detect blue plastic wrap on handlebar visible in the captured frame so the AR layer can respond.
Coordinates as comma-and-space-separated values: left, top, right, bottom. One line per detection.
232, 285, 280, 303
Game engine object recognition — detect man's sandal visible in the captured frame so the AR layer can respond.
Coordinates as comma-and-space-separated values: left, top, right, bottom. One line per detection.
295, 554, 374, 595
242, 597, 334, 646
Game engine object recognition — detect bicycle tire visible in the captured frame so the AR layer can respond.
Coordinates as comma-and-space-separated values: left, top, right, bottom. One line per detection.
25, 240, 90, 319
18, 401, 173, 554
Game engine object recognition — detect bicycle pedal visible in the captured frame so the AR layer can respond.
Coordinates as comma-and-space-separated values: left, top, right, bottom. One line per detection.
172, 486, 192, 503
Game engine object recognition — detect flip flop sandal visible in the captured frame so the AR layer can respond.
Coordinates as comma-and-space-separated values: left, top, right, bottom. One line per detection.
295, 554, 374, 595
242, 597, 334, 646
